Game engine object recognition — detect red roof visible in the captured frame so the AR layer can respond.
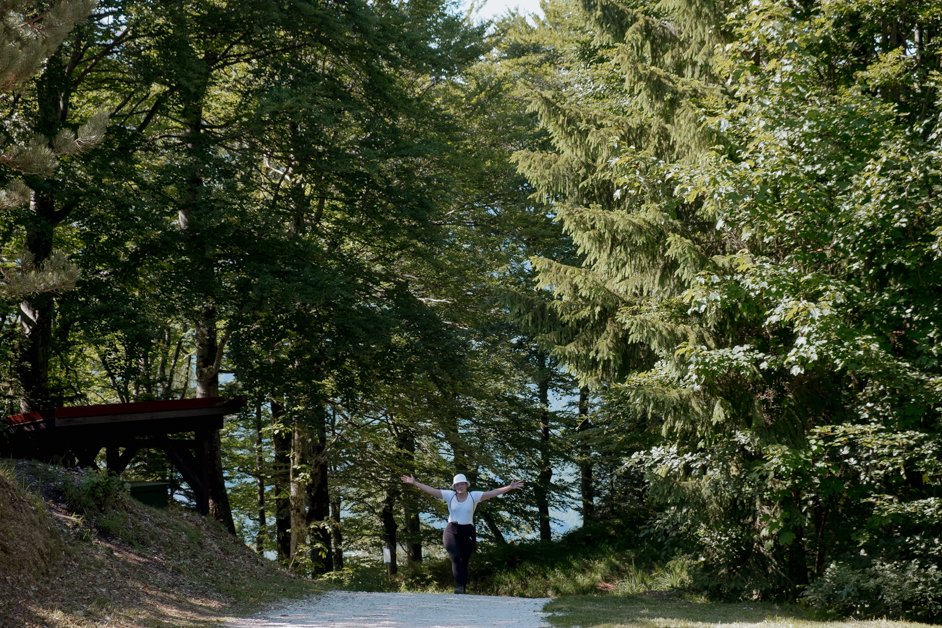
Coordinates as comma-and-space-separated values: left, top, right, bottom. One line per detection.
54, 397, 233, 419
5, 397, 243, 430
3, 411, 46, 426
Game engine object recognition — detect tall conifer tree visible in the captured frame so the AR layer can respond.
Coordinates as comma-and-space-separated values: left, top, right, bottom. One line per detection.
0, 0, 105, 412
511, 0, 942, 610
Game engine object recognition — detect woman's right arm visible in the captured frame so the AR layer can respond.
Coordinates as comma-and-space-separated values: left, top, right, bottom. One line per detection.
400, 474, 443, 499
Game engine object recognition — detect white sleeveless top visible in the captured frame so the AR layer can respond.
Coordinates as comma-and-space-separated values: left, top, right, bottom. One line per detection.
441, 489, 484, 525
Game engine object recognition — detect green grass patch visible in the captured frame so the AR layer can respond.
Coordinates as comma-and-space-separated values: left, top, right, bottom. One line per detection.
544, 592, 935, 627
480, 554, 693, 598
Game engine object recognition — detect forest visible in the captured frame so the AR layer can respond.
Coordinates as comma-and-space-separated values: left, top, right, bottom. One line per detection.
1, 0, 940, 623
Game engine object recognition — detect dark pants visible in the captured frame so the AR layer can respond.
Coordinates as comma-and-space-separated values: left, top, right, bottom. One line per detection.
443, 522, 476, 589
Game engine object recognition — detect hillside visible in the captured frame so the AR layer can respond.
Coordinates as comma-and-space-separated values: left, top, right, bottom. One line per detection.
0, 459, 317, 627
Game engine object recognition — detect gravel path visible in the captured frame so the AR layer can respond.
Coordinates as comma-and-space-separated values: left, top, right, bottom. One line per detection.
225, 591, 553, 628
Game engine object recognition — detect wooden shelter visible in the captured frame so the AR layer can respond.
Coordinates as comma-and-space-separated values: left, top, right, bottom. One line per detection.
2, 397, 244, 515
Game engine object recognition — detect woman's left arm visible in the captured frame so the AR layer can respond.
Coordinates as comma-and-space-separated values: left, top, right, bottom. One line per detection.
479, 479, 525, 502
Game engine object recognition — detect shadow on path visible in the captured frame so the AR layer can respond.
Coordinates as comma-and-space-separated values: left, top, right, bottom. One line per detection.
224, 590, 552, 628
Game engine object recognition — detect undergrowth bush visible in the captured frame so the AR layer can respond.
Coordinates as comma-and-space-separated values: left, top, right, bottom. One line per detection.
613, 556, 694, 595
61, 471, 126, 515
319, 517, 663, 597
318, 558, 453, 593
398, 557, 453, 592
363, 515, 680, 598
29, 465, 138, 542
318, 564, 395, 592
802, 559, 942, 624
469, 518, 640, 596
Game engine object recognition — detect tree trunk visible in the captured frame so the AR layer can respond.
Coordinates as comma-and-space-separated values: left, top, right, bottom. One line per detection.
18, 199, 56, 412
305, 403, 332, 574
481, 511, 507, 545
174, 40, 235, 530
18, 53, 69, 414
254, 401, 267, 554
405, 508, 422, 563
289, 419, 311, 570
812, 497, 827, 577
18, 248, 55, 413
381, 484, 399, 576
271, 399, 292, 563
193, 306, 235, 533
397, 425, 423, 563
330, 492, 344, 570
205, 429, 234, 532
328, 406, 343, 570
786, 489, 809, 594
536, 353, 553, 542
440, 394, 473, 474
577, 386, 595, 524
171, 37, 236, 532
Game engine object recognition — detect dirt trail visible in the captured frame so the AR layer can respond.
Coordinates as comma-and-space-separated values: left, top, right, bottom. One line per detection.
224, 590, 552, 628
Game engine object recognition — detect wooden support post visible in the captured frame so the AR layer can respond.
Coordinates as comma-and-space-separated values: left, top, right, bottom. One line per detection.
112, 443, 141, 475
159, 436, 208, 515
106, 445, 120, 473
196, 429, 213, 516
75, 445, 101, 468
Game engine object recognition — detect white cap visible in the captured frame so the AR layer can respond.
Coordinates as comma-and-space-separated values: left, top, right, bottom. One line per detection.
452, 473, 469, 486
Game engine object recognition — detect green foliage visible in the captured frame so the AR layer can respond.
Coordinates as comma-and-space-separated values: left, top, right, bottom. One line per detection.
327, 515, 684, 598
60, 471, 127, 517
317, 560, 455, 594
509, 0, 942, 620
5, 0, 941, 622
317, 564, 399, 593
466, 517, 654, 596
0, 0, 97, 93
802, 560, 942, 623
0, 0, 101, 305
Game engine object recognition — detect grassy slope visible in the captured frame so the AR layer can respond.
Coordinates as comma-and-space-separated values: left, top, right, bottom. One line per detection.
543, 594, 937, 628
0, 460, 319, 627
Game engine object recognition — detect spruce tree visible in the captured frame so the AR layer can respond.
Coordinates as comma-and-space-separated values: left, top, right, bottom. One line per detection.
0, 0, 105, 412
511, 0, 942, 611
